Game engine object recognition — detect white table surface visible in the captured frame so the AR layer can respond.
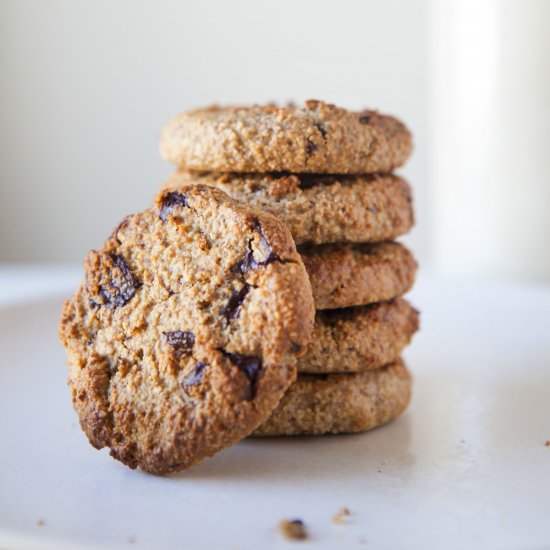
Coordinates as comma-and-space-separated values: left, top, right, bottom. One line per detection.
0, 266, 549, 550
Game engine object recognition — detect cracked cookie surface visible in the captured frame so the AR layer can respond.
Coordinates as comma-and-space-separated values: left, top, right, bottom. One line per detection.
59, 185, 314, 474
164, 171, 414, 246
253, 359, 412, 437
160, 100, 412, 174
298, 299, 419, 374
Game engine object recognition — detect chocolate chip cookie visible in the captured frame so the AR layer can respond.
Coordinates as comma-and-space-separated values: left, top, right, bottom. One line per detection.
300, 241, 417, 310
253, 359, 412, 437
298, 299, 419, 374
160, 101, 412, 174
164, 171, 414, 246
59, 185, 315, 474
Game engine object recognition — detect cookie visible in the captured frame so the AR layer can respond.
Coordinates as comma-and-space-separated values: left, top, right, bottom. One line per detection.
164, 171, 414, 246
300, 241, 417, 310
252, 359, 411, 437
298, 299, 419, 374
160, 100, 412, 174
59, 185, 315, 474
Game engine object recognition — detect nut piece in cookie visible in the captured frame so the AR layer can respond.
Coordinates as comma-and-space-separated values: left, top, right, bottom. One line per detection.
59, 184, 314, 474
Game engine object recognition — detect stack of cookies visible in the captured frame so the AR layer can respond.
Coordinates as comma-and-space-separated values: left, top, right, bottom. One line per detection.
59, 100, 418, 475
160, 100, 419, 438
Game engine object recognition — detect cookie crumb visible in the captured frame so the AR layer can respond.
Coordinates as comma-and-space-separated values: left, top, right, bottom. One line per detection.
128, 536, 136, 544
278, 518, 308, 540
332, 507, 350, 524
36, 519, 45, 527
545, 440, 550, 447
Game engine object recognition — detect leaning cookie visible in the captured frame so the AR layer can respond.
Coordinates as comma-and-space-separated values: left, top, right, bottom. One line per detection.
300, 241, 417, 310
160, 100, 412, 174
252, 360, 412, 437
59, 185, 315, 474
298, 299, 419, 374
164, 171, 414, 246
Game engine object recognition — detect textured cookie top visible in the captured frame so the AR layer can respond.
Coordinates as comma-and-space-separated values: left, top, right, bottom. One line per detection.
165, 171, 414, 245
160, 100, 412, 174
59, 185, 314, 474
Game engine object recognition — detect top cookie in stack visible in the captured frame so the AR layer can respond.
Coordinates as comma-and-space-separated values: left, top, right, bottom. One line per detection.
160, 100, 418, 435
160, 100, 412, 174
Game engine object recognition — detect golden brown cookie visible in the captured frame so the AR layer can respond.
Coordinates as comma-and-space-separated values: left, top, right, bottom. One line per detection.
300, 241, 417, 310
59, 185, 315, 474
160, 101, 412, 174
164, 171, 414, 246
160, 100, 412, 174
253, 360, 412, 436
298, 299, 419, 374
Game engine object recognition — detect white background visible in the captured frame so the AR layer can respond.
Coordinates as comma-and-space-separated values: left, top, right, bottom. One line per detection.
1, 0, 549, 282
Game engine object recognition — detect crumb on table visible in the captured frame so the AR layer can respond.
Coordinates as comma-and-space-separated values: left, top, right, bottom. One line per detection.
332, 507, 351, 524
545, 440, 550, 447
36, 519, 45, 527
278, 518, 308, 540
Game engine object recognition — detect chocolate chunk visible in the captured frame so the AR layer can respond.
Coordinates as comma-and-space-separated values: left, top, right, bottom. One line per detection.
230, 219, 289, 274
221, 284, 250, 321
305, 138, 317, 155
358, 114, 371, 124
315, 122, 328, 140
230, 249, 283, 274
160, 191, 188, 222
220, 350, 262, 400
250, 218, 275, 259
230, 250, 258, 275
290, 341, 303, 353
183, 361, 206, 387
164, 330, 195, 351
93, 253, 139, 309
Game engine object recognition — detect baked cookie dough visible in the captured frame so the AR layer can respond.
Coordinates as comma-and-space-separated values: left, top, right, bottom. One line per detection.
164, 171, 414, 246
160, 100, 412, 174
59, 185, 314, 474
253, 359, 412, 437
298, 299, 419, 374
301, 241, 417, 310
